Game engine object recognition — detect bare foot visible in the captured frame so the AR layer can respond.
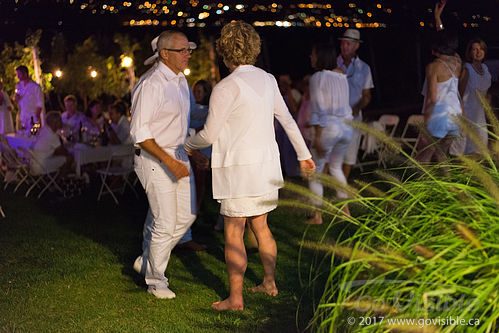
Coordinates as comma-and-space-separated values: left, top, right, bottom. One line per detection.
249, 282, 278, 296
305, 212, 322, 225
211, 298, 244, 311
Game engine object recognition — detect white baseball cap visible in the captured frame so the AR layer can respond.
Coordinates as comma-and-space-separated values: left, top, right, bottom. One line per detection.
144, 35, 197, 65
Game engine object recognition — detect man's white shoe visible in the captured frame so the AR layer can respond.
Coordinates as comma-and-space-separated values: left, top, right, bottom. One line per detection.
148, 285, 176, 299
133, 256, 144, 275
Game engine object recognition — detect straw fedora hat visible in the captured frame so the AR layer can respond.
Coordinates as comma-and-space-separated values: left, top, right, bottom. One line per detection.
338, 29, 363, 43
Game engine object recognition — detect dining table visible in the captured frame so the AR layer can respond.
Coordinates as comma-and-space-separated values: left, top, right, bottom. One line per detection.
6, 132, 133, 177
70, 143, 134, 177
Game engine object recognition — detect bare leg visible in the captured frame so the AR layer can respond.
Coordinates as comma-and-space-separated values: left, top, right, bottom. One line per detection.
212, 216, 246, 311
434, 137, 453, 176
247, 213, 278, 296
305, 210, 323, 224
245, 224, 258, 248
342, 163, 352, 180
415, 132, 437, 166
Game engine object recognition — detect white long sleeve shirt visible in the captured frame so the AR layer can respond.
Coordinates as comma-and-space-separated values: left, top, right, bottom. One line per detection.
130, 62, 190, 149
309, 70, 352, 127
185, 65, 311, 199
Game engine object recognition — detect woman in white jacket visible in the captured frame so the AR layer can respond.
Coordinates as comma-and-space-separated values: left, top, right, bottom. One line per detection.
185, 21, 315, 311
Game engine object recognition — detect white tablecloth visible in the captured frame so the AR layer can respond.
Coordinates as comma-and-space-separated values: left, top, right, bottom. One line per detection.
6, 133, 132, 177
70, 143, 133, 176
5, 133, 35, 150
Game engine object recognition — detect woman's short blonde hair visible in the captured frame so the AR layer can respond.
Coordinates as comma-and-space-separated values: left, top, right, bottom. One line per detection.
216, 21, 261, 67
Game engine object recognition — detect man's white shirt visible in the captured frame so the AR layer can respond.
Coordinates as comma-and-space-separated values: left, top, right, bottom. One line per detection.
130, 61, 190, 149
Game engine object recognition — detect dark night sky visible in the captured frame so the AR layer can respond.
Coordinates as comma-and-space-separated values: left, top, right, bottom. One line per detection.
1, 0, 499, 107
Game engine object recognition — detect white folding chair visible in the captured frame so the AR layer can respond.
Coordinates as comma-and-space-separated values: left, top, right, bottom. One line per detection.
360, 114, 400, 168
97, 145, 137, 204
396, 114, 424, 157
18, 147, 64, 199
0, 136, 31, 192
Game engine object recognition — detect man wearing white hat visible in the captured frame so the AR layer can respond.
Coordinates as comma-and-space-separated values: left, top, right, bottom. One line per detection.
130, 30, 197, 299
337, 29, 374, 180
135, 35, 205, 258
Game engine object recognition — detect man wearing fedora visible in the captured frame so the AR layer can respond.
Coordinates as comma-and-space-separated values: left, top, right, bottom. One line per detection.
337, 29, 374, 180
130, 30, 198, 299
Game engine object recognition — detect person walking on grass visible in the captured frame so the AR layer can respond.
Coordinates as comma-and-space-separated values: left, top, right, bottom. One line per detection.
337, 29, 374, 180
307, 43, 353, 224
185, 21, 315, 311
130, 30, 197, 299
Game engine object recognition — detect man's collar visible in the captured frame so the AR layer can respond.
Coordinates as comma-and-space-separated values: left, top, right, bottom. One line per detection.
157, 61, 185, 81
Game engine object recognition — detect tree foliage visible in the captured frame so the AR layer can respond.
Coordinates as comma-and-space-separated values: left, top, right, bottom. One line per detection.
0, 29, 52, 101
186, 34, 215, 87
53, 36, 128, 108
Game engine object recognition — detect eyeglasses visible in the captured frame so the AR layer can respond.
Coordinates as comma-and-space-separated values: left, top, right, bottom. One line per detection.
164, 48, 193, 55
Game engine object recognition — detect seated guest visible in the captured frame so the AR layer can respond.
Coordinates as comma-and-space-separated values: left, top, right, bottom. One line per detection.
61, 95, 86, 137
85, 99, 105, 137
32, 111, 73, 175
107, 100, 131, 145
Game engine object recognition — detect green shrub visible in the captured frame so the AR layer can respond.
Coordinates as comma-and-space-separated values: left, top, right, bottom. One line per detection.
284, 95, 499, 332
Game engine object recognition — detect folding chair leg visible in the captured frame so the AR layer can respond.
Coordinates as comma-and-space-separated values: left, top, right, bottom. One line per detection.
25, 177, 43, 197
37, 172, 61, 199
97, 174, 119, 204
104, 181, 119, 204
13, 173, 28, 193
97, 174, 106, 201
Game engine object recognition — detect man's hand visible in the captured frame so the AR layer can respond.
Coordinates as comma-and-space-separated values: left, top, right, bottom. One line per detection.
165, 158, 190, 180
352, 105, 360, 118
300, 159, 316, 179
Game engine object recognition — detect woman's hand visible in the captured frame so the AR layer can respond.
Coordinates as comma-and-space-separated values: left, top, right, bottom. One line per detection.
300, 159, 316, 179
434, 0, 446, 30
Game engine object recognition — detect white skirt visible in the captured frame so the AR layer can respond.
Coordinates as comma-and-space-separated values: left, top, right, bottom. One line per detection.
219, 190, 279, 217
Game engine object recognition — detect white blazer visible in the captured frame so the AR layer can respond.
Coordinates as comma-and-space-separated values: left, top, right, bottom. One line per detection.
185, 65, 311, 199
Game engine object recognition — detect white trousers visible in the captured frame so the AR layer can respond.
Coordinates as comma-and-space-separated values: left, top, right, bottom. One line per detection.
134, 150, 196, 287
309, 118, 353, 203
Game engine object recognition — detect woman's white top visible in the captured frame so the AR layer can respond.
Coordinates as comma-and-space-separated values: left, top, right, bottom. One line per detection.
309, 70, 352, 127
185, 65, 311, 199
462, 62, 491, 125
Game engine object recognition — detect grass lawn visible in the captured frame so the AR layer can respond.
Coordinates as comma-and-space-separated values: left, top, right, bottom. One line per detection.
0, 178, 334, 332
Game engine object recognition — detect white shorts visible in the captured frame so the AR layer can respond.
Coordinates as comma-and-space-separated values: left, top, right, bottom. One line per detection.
219, 190, 279, 217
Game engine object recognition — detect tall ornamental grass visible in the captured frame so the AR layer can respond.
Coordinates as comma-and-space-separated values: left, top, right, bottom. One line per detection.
283, 94, 499, 332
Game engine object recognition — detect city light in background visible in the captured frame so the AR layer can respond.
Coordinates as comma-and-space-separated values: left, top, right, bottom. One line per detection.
55, 69, 63, 78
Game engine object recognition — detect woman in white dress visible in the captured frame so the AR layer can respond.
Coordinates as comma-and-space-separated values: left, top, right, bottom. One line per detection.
458, 39, 492, 154
0, 78, 14, 134
307, 43, 353, 224
417, 0, 463, 164
185, 21, 315, 311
